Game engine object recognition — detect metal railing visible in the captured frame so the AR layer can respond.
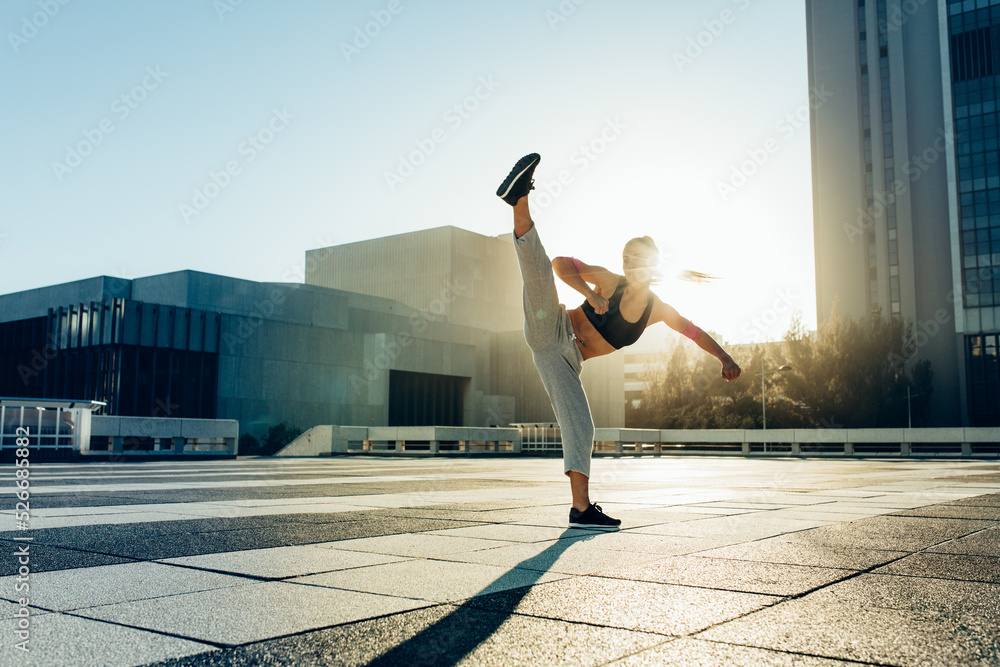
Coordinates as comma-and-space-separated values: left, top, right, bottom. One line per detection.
591, 427, 1000, 457
274, 423, 1000, 458
276, 425, 521, 456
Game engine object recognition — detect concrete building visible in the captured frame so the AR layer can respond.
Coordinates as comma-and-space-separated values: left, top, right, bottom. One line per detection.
806, 0, 1000, 425
305, 225, 624, 428
304, 226, 523, 332
0, 227, 624, 438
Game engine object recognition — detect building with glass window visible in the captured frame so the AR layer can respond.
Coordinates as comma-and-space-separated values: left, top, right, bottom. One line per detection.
807, 0, 1000, 425
0, 226, 624, 439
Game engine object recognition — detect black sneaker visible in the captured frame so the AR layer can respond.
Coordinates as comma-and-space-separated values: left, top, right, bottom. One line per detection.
496, 153, 540, 205
569, 503, 621, 530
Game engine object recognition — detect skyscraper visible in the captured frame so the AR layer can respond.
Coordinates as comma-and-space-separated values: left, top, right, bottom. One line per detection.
807, 0, 1000, 425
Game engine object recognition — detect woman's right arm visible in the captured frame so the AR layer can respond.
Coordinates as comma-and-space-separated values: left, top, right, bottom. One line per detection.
551, 257, 611, 314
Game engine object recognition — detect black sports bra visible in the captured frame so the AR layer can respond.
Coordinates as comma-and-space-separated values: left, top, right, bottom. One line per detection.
580, 277, 653, 349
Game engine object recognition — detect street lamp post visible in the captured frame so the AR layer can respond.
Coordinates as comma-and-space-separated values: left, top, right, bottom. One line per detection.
759, 360, 792, 452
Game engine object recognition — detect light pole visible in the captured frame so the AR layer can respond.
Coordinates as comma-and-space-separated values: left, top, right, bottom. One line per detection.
759, 361, 792, 451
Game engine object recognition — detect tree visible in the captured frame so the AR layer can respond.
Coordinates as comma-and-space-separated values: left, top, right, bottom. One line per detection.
781, 307, 933, 427
629, 309, 934, 429
629, 332, 773, 429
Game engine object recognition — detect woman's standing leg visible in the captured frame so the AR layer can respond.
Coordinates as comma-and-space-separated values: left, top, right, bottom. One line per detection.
500, 153, 619, 528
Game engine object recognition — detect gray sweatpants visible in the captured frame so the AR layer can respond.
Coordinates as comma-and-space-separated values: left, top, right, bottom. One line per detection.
513, 224, 595, 478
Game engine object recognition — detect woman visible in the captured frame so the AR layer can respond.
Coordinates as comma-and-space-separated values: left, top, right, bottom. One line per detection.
497, 153, 742, 529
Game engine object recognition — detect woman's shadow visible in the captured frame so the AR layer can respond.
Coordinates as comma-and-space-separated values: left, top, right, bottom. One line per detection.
368, 528, 602, 666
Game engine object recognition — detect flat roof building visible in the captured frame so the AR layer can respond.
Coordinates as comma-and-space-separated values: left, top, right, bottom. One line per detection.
806, 0, 1000, 425
0, 226, 624, 438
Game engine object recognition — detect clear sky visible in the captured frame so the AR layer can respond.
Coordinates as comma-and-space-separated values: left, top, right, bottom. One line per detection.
2, 0, 815, 345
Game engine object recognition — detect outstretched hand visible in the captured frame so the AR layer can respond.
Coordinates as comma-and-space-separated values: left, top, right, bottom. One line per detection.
587, 292, 609, 315
721, 356, 741, 382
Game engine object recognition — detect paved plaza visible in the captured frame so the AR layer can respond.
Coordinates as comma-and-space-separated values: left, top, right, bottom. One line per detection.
0, 455, 998, 666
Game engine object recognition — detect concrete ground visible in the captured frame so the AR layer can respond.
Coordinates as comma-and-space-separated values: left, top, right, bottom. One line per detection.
0, 456, 998, 666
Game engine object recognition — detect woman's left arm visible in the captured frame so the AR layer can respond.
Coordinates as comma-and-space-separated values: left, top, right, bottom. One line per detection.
654, 298, 742, 381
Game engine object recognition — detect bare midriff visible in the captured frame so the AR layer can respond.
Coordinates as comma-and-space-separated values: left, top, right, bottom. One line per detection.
568, 306, 617, 360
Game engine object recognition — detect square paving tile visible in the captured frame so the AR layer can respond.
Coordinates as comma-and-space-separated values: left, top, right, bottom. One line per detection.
698, 573, 1000, 665
463, 575, 781, 636
425, 524, 590, 543
73, 581, 430, 646
696, 534, 909, 570
765, 508, 882, 523
0, 598, 51, 620
0, 562, 250, 612
617, 509, 724, 526
609, 637, 865, 666
632, 515, 828, 542
575, 531, 733, 555
0, 540, 137, 576
926, 527, 1000, 557
313, 533, 514, 558
175, 601, 669, 667
598, 556, 856, 596
292, 558, 568, 602
890, 505, 1000, 521
437, 538, 666, 576
668, 506, 759, 516
874, 551, 1000, 583
365, 604, 668, 666
160, 545, 410, 578
945, 494, 1000, 507
794, 515, 995, 552
0, 611, 215, 666
682, 501, 795, 510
